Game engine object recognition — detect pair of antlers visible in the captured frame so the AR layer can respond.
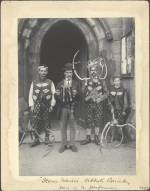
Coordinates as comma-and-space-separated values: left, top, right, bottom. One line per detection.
72, 50, 108, 82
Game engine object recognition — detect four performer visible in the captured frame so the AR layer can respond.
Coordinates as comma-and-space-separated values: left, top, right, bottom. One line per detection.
27, 57, 132, 150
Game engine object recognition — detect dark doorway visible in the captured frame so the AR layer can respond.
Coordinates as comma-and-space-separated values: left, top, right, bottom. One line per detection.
40, 20, 88, 122
40, 20, 88, 86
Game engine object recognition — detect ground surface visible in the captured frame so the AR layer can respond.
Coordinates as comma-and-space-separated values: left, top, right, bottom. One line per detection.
19, 142, 136, 176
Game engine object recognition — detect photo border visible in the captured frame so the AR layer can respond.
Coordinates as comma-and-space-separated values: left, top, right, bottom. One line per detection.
1, 1, 149, 190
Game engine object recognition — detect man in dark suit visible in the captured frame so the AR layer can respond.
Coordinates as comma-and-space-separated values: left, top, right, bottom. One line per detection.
56, 63, 79, 153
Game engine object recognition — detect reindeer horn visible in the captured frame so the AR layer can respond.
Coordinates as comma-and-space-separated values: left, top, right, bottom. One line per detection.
93, 57, 108, 80
72, 51, 108, 82
72, 50, 90, 83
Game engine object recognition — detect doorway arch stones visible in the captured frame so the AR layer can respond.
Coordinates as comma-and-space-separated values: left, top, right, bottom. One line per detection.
19, 18, 112, 97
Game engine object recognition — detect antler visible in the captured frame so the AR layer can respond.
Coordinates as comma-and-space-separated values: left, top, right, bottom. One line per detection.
72, 50, 90, 83
99, 58, 107, 79
92, 57, 108, 79
72, 50, 108, 82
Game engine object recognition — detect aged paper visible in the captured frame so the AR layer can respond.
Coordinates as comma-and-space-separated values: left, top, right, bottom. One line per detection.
1, 1, 149, 190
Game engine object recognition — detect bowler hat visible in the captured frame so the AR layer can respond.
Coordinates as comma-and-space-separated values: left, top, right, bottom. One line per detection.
63, 62, 73, 71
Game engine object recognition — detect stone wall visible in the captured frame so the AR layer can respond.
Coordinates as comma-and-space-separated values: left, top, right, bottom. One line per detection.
98, 18, 135, 108
18, 18, 135, 113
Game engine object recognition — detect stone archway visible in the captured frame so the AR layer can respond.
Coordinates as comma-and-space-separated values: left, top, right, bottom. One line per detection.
39, 20, 89, 85
18, 18, 113, 99
28, 18, 101, 81
25, 18, 104, 121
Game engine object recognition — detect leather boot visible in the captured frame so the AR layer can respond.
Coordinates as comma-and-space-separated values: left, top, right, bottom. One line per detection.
80, 135, 91, 145
45, 136, 50, 145
30, 139, 40, 147
59, 145, 68, 153
94, 135, 100, 145
69, 145, 78, 152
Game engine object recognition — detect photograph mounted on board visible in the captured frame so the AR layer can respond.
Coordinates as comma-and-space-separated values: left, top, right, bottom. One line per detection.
18, 18, 136, 176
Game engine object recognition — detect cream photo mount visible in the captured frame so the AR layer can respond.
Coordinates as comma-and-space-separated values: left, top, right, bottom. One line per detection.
1, 1, 149, 191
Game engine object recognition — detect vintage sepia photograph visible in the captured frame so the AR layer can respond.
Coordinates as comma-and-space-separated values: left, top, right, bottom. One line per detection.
19, 18, 136, 176
1, 1, 149, 190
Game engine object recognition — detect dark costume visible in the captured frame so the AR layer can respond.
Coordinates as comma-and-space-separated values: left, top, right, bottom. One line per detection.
109, 85, 131, 142
29, 77, 55, 145
56, 79, 79, 147
109, 86, 129, 124
81, 77, 108, 145
85, 79, 107, 130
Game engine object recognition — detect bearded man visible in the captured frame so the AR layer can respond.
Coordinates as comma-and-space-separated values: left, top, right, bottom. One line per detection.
80, 62, 108, 145
56, 63, 79, 153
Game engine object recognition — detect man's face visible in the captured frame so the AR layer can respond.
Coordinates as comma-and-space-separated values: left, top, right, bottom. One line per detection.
39, 68, 48, 79
90, 66, 97, 78
64, 70, 73, 79
113, 77, 121, 88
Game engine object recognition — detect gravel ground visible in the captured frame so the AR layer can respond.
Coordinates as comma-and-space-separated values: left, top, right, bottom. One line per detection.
19, 142, 136, 176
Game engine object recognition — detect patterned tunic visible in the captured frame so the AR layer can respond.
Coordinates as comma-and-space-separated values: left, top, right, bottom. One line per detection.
109, 86, 129, 124
85, 78, 108, 130
29, 78, 55, 134
32, 79, 53, 102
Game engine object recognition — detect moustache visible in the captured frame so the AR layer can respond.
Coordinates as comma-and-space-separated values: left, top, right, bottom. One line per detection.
67, 75, 72, 78
91, 72, 97, 76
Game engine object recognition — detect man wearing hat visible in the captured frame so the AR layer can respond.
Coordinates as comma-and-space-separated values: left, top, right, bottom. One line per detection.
28, 65, 56, 147
56, 63, 79, 153
108, 75, 130, 142
80, 61, 108, 145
